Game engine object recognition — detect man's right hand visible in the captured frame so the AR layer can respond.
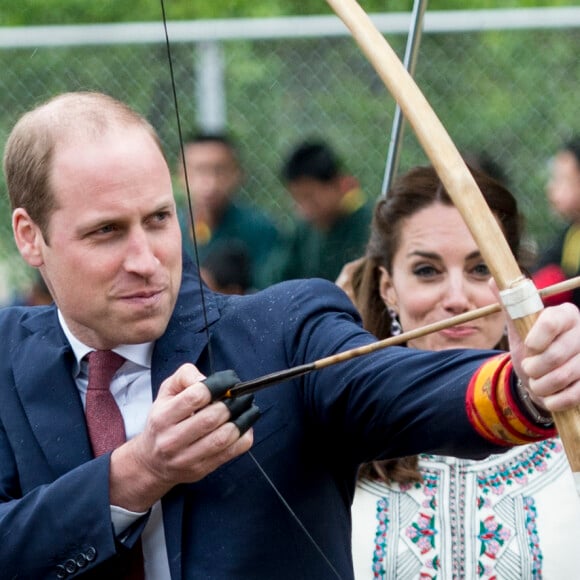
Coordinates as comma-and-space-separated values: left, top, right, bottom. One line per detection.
109, 363, 255, 513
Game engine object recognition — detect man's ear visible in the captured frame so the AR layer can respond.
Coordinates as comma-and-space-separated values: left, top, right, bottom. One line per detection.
378, 265, 398, 312
12, 208, 45, 267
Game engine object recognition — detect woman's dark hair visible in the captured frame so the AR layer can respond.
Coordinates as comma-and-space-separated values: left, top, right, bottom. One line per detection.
354, 164, 523, 484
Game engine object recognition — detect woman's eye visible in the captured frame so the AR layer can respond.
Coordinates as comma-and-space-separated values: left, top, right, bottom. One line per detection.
472, 263, 491, 278
413, 264, 439, 278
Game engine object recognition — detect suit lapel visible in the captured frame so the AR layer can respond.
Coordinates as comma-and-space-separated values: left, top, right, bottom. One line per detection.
14, 307, 93, 476
154, 258, 220, 580
151, 257, 219, 398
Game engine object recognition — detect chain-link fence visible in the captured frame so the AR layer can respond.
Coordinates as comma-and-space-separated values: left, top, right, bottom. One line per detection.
0, 8, 579, 302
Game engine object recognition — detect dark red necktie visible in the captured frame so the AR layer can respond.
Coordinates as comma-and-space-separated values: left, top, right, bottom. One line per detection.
86, 350, 126, 457
86, 350, 145, 579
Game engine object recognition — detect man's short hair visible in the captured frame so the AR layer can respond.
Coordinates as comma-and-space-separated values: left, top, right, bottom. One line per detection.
281, 140, 343, 183
3, 91, 162, 241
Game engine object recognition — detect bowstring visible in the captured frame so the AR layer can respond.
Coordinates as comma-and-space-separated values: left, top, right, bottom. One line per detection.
158, 3, 342, 578
159, 0, 214, 374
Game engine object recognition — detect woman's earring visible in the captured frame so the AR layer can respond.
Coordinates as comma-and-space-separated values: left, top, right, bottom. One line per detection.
388, 307, 402, 336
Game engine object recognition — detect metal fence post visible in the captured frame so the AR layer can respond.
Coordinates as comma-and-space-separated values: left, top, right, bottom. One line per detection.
196, 40, 226, 132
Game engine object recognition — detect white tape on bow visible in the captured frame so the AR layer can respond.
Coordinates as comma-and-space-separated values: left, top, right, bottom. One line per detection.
500, 278, 544, 319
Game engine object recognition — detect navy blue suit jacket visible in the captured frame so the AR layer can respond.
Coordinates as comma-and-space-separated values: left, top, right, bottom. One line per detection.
0, 260, 505, 579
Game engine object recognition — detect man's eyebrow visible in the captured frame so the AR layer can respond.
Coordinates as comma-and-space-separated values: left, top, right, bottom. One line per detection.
149, 202, 175, 213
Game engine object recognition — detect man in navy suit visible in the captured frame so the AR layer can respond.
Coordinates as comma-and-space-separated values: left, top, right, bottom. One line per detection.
2, 92, 580, 579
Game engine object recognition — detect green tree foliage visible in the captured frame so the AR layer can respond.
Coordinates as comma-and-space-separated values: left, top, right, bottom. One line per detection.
1, 0, 578, 25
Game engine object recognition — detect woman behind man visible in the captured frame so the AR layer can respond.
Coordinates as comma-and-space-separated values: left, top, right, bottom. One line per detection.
346, 166, 580, 579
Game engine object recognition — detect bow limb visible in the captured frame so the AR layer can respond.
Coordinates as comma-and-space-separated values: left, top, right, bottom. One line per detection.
326, 0, 580, 473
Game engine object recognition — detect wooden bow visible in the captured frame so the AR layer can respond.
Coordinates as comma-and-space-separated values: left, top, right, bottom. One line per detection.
325, 0, 580, 473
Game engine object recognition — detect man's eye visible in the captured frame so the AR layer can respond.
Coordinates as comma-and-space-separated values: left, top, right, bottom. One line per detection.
151, 211, 171, 224
95, 224, 116, 235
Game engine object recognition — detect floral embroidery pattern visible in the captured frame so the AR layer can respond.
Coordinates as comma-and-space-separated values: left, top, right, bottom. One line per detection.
367, 440, 559, 579
473, 442, 554, 578
407, 512, 438, 554
372, 497, 389, 578
523, 497, 542, 579
476, 439, 561, 495
477, 515, 511, 560
404, 474, 440, 578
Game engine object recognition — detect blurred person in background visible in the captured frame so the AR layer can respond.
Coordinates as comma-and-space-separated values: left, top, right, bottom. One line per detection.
7, 269, 52, 307
342, 165, 580, 580
264, 139, 372, 284
199, 240, 252, 295
462, 150, 509, 188
532, 136, 580, 308
177, 132, 280, 289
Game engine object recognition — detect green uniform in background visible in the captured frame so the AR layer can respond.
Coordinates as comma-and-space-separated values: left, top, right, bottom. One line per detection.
264, 188, 372, 284
180, 201, 280, 291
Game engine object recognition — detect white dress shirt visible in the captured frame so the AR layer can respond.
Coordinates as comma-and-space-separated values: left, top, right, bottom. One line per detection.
58, 311, 172, 579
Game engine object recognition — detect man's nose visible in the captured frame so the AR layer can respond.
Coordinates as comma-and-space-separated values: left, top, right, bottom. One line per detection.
124, 229, 159, 275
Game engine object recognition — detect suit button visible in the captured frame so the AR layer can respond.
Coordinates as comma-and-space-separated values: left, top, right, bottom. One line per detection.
85, 546, 97, 561
56, 564, 67, 579
64, 558, 77, 574
76, 553, 88, 568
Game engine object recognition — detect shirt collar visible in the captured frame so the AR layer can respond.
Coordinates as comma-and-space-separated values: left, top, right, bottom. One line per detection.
57, 310, 153, 377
